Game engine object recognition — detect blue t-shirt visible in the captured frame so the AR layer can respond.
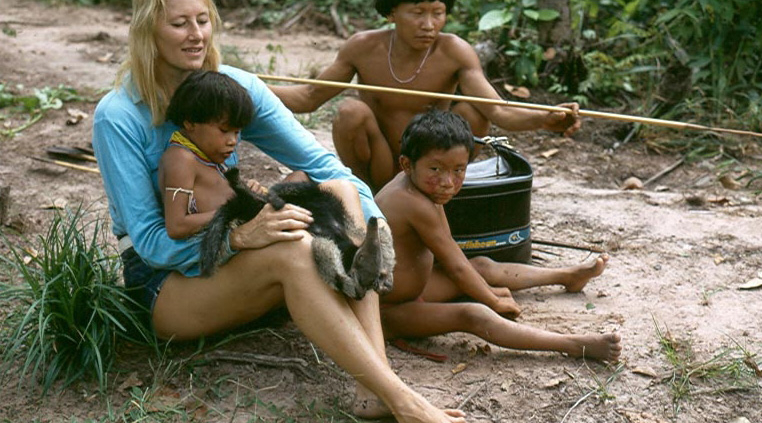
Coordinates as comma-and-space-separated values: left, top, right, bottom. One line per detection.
92, 65, 382, 277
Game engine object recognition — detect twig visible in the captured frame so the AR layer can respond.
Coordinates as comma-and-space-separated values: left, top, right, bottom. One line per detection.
456, 378, 490, 410
560, 389, 596, 423
329, 1, 348, 39
280, 2, 313, 32
643, 157, 685, 187
531, 246, 562, 257
29, 156, 100, 174
0, 20, 52, 26
532, 238, 604, 254
194, 350, 316, 380
257, 74, 762, 138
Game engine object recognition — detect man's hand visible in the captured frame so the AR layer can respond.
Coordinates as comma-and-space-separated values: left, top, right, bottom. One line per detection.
542, 102, 581, 137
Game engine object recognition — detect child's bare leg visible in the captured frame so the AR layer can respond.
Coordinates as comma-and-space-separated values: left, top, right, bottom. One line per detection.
470, 253, 609, 293
421, 266, 522, 317
382, 301, 622, 362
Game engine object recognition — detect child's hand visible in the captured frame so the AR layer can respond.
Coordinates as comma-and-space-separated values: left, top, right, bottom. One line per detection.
488, 295, 522, 320
246, 178, 269, 195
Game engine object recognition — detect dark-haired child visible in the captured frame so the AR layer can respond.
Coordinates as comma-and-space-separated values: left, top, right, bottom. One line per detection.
376, 109, 622, 361
159, 70, 259, 239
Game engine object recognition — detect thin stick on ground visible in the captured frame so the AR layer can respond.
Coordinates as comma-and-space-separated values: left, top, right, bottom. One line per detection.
532, 238, 605, 254
643, 157, 685, 187
29, 156, 100, 174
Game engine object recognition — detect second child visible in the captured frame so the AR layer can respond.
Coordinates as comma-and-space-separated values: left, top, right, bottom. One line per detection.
375, 109, 622, 361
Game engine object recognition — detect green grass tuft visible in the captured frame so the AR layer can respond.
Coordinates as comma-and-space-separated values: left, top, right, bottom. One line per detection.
0, 205, 154, 394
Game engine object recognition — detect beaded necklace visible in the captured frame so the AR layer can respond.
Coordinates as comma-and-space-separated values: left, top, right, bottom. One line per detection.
387, 32, 432, 84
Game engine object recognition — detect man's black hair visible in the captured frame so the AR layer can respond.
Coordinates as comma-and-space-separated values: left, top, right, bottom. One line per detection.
400, 108, 474, 163
375, 0, 454, 17
166, 70, 254, 129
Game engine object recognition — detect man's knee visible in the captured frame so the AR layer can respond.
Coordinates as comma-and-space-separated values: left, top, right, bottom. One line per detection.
334, 98, 374, 127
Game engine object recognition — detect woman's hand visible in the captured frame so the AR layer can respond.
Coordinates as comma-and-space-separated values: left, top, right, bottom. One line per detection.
542, 102, 581, 137
229, 203, 314, 250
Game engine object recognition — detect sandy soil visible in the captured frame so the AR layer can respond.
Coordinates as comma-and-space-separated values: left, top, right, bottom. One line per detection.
1, 0, 761, 422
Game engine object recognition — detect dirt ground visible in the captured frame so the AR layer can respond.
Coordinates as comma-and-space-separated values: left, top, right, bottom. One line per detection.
1, 0, 761, 422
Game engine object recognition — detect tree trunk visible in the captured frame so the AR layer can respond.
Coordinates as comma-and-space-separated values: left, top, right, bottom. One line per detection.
537, 0, 572, 48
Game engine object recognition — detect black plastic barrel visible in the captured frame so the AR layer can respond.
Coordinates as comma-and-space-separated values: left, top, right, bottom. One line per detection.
444, 142, 533, 263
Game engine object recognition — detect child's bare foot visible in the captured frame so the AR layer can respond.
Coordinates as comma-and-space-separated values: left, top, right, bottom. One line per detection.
566, 333, 622, 362
564, 253, 609, 293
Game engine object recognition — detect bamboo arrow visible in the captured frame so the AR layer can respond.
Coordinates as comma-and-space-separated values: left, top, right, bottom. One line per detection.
30, 156, 100, 174
258, 74, 762, 138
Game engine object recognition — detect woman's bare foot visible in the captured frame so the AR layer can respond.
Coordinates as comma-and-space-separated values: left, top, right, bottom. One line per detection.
563, 253, 609, 293
565, 333, 622, 362
389, 389, 467, 423
353, 384, 466, 422
353, 385, 392, 419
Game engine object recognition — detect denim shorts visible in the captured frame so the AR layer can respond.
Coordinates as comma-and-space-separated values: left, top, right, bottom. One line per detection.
121, 247, 171, 316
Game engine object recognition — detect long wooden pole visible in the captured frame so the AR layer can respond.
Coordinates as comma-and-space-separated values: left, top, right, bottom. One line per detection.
258, 74, 762, 138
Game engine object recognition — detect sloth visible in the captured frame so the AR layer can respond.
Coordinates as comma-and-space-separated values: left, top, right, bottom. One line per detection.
199, 168, 395, 300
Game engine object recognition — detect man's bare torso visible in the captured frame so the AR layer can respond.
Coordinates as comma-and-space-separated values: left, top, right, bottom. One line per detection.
347, 30, 463, 155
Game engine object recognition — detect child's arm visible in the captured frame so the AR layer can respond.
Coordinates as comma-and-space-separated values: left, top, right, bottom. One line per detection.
407, 203, 510, 313
159, 150, 217, 240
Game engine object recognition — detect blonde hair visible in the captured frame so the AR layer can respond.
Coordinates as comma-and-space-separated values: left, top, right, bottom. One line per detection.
115, 0, 222, 125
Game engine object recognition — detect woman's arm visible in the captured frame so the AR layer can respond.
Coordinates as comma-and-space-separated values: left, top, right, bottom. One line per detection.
225, 65, 383, 222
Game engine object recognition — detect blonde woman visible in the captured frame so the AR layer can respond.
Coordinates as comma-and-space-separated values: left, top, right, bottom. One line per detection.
91, 0, 465, 421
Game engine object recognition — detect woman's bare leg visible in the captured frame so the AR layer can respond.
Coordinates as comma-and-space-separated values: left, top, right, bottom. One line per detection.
382, 301, 621, 362
320, 180, 393, 418
153, 238, 465, 423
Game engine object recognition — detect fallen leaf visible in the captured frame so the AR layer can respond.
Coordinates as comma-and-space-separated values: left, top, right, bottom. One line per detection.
502, 83, 531, 98
542, 376, 566, 389
742, 357, 762, 377
540, 148, 559, 158
719, 174, 741, 190
96, 52, 114, 63
620, 176, 643, 190
451, 362, 467, 374
615, 408, 671, 423
118, 372, 143, 391
738, 278, 762, 290
707, 195, 730, 205
42, 198, 68, 210
66, 108, 88, 125
631, 366, 658, 378
479, 343, 491, 355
